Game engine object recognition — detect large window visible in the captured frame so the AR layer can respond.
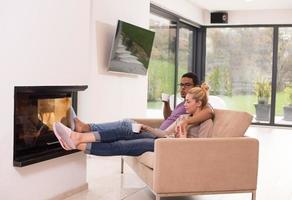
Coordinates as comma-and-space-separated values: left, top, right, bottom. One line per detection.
205, 26, 292, 127
176, 25, 194, 104
276, 27, 292, 125
206, 27, 273, 123
147, 7, 197, 118
147, 13, 176, 118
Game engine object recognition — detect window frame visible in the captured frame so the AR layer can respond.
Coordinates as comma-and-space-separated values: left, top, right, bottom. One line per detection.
203, 24, 292, 128
150, 4, 200, 107
150, 5, 292, 127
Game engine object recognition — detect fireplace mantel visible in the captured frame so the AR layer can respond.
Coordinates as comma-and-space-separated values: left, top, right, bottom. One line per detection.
15, 85, 88, 93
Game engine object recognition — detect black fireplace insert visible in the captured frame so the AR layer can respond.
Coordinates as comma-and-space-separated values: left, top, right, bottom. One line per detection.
13, 85, 87, 167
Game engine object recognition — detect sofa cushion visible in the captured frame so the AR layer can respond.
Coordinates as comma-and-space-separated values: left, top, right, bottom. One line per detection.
137, 151, 155, 169
188, 119, 213, 138
211, 109, 253, 137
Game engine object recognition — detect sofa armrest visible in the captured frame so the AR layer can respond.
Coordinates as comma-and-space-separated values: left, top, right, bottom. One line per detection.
132, 118, 164, 128
153, 137, 259, 194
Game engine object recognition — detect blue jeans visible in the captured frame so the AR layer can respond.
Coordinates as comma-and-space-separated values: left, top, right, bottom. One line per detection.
86, 119, 157, 156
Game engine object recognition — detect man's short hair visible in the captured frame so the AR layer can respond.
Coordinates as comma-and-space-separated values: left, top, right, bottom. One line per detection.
181, 72, 199, 86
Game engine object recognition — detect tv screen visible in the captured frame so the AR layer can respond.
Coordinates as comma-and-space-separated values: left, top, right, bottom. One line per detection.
108, 20, 155, 75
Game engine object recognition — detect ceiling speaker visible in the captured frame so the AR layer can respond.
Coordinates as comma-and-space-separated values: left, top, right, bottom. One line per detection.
211, 12, 228, 24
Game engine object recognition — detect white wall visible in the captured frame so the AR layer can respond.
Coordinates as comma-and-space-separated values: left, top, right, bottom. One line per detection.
80, 0, 151, 123
151, 0, 205, 24
204, 9, 292, 25
78, 0, 207, 123
0, 0, 90, 199
228, 9, 292, 25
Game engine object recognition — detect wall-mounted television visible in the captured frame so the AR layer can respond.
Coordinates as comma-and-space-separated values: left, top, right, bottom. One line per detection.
108, 20, 155, 75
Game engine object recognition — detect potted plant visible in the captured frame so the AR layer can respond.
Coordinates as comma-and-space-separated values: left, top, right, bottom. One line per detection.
254, 78, 271, 121
283, 83, 292, 121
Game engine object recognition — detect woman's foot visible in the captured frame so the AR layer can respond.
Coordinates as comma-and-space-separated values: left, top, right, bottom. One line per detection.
60, 134, 86, 151
53, 122, 77, 150
53, 122, 95, 151
70, 131, 83, 147
70, 131, 96, 145
74, 118, 91, 133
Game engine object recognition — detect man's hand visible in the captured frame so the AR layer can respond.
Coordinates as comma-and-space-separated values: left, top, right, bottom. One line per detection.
163, 101, 172, 119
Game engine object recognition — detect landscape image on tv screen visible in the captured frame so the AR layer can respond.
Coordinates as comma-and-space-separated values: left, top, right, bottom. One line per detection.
108, 20, 155, 75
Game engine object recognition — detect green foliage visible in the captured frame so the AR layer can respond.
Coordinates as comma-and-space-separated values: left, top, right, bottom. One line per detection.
254, 78, 271, 104
147, 59, 175, 101
148, 91, 288, 116
284, 83, 292, 106
206, 28, 274, 95
147, 59, 188, 101
207, 66, 232, 96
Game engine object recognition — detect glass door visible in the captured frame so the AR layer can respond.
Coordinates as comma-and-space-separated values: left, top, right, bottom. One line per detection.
275, 27, 292, 125
176, 24, 194, 105
147, 13, 177, 117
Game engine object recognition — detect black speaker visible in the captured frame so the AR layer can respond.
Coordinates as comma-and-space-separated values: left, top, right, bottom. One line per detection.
211, 12, 228, 24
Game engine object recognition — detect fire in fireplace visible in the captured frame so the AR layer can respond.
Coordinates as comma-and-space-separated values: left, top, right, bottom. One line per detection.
13, 85, 87, 167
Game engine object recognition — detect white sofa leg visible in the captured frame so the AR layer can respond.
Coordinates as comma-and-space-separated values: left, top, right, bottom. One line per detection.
155, 195, 160, 200
252, 190, 256, 200
121, 156, 124, 174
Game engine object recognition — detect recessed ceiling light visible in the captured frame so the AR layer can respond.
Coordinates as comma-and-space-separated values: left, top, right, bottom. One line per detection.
245, 0, 254, 2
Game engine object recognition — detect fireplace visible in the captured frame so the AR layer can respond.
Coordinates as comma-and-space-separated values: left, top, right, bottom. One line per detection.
13, 85, 87, 167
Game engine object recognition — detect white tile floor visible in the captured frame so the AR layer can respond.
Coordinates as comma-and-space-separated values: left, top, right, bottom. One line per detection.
64, 126, 292, 200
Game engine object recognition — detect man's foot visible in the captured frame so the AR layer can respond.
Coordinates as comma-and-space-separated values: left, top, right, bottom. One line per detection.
74, 118, 91, 133
69, 106, 77, 131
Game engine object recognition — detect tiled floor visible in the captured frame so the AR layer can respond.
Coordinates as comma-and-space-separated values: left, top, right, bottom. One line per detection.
65, 126, 292, 200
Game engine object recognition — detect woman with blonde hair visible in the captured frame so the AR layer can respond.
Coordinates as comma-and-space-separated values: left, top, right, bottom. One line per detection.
53, 83, 213, 156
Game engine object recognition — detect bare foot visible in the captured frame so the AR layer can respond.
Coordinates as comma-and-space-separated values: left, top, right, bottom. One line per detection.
76, 143, 87, 151
69, 131, 82, 147
57, 131, 82, 150
70, 131, 95, 148
74, 118, 91, 133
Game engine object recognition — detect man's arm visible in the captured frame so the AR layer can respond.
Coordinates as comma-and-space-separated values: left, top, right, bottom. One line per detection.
163, 101, 172, 119
175, 106, 214, 134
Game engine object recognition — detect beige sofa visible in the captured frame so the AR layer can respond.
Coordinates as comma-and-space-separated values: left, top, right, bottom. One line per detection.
122, 109, 259, 200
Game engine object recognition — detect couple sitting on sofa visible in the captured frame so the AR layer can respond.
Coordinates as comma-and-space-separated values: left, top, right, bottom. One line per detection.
53, 72, 214, 156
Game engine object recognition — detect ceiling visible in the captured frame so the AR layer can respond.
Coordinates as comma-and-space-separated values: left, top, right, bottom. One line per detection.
188, 0, 292, 11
